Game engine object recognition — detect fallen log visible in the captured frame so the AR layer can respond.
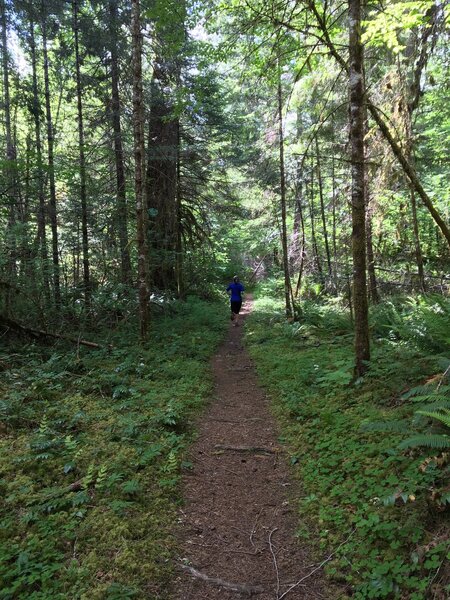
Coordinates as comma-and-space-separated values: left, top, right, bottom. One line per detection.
0, 315, 103, 349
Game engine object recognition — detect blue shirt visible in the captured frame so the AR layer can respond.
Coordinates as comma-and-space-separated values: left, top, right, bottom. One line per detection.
227, 282, 245, 302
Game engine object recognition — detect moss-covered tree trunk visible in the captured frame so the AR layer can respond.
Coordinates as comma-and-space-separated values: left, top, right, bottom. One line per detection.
349, 0, 370, 376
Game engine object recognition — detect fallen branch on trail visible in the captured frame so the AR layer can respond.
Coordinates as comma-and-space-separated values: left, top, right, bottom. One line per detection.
214, 445, 278, 455
277, 528, 356, 600
178, 563, 265, 596
0, 315, 104, 349
268, 528, 281, 597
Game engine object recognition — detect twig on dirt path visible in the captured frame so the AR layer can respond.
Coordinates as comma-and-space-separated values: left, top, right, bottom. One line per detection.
214, 445, 278, 455
268, 527, 280, 598
250, 507, 264, 550
278, 529, 356, 600
178, 563, 265, 596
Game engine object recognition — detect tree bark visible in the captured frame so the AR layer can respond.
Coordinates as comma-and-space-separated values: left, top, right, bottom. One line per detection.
109, 0, 132, 286
42, 8, 61, 306
315, 135, 332, 278
410, 189, 426, 292
132, 0, 150, 339
402, 62, 427, 292
73, 0, 91, 308
309, 156, 323, 282
363, 96, 379, 304
331, 150, 339, 291
277, 60, 292, 318
175, 121, 184, 299
146, 71, 179, 290
30, 19, 50, 298
348, 0, 370, 376
1, 0, 17, 314
293, 179, 306, 298
366, 208, 379, 303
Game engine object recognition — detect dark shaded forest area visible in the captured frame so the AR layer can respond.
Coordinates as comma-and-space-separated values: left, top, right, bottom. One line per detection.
0, 0, 449, 598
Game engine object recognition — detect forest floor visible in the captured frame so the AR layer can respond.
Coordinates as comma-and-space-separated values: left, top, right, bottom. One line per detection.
172, 297, 330, 599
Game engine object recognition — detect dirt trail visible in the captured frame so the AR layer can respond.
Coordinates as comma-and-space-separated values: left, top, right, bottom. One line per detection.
172, 298, 327, 599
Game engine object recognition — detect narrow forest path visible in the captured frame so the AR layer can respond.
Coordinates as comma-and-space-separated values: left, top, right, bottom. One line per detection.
172, 297, 327, 599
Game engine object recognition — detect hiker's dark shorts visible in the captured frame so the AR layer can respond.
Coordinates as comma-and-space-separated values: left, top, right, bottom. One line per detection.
230, 300, 242, 314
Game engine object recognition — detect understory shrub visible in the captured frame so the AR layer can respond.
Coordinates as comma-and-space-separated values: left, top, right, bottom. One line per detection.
0, 297, 227, 599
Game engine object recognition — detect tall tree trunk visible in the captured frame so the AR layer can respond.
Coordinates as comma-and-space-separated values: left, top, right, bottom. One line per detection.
410, 189, 426, 292
309, 157, 323, 282
402, 78, 427, 292
1, 0, 17, 315
294, 181, 306, 298
349, 0, 370, 376
30, 19, 50, 298
331, 151, 339, 291
73, 0, 91, 308
363, 97, 379, 304
277, 60, 292, 318
146, 72, 179, 290
175, 121, 184, 299
109, 0, 132, 286
293, 108, 306, 299
42, 10, 61, 306
366, 207, 379, 303
131, 0, 150, 338
315, 136, 332, 278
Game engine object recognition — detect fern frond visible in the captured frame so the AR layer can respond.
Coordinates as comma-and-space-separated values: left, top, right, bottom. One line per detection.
401, 385, 436, 400
399, 434, 450, 450
416, 409, 450, 430
361, 420, 409, 434
418, 400, 450, 413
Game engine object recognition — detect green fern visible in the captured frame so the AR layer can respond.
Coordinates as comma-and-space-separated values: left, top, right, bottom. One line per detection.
95, 465, 108, 490
38, 414, 49, 435
364, 373, 450, 452
416, 408, 450, 429
161, 450, 178, 474
121, 479, 141, 495
398, 434, 450, 450
402, 385, 450, 403
415, 400, 450, 413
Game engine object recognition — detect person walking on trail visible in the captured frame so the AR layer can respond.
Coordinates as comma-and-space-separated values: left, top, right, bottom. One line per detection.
227, 276, 245, 326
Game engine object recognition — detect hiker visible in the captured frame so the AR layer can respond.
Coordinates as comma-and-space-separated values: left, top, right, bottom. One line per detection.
226, 276, 245, 326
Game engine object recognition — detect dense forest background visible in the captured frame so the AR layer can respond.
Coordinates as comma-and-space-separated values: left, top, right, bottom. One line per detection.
1, 0, 448, 341
0, 0, 449, 598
